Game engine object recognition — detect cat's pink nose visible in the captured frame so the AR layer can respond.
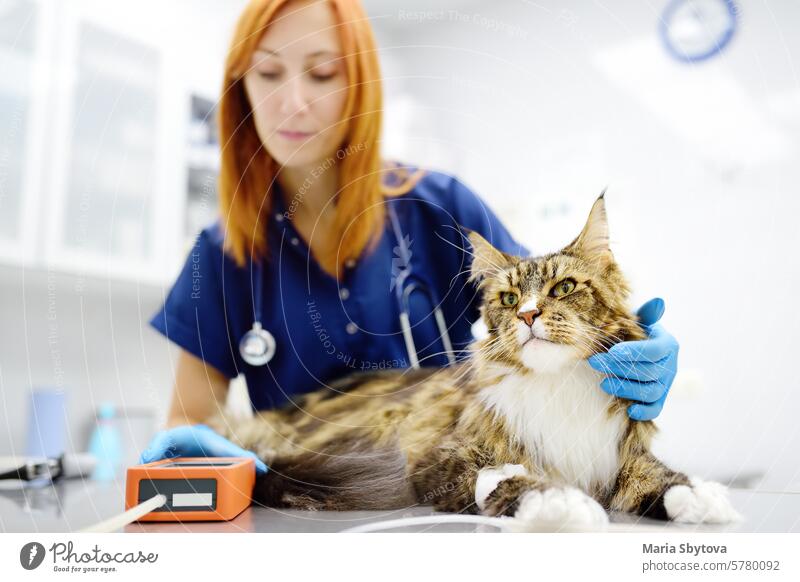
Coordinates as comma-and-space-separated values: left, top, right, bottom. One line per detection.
517, 309, 540, 327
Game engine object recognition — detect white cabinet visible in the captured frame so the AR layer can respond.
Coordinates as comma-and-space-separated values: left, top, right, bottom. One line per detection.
0, 0, 51, 265
43, 2, 187, 285
1, 0, 216, 285
46, 16, 162, 280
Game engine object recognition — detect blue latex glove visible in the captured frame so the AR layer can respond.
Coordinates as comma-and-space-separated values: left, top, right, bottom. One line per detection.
587, 298, 679, 421
139, 424, 268, 475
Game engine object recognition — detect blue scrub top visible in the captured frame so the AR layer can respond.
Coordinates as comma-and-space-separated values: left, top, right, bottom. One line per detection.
150, 170, 531, 410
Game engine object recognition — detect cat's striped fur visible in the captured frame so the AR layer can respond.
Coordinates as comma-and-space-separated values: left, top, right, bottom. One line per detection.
207, 195, 740, 526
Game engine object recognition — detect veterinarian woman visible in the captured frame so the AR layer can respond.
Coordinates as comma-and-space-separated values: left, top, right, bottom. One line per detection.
140, 0, 679, 473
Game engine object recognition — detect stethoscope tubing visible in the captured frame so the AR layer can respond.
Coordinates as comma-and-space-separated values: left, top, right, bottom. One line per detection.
241, 201, 456, 368
388, 203, 456, 369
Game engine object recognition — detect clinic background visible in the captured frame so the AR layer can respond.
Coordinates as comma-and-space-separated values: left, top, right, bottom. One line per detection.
1, 0, 798, 492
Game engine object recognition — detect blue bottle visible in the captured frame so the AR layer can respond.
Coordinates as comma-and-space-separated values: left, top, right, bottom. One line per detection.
88, 403, 121, 481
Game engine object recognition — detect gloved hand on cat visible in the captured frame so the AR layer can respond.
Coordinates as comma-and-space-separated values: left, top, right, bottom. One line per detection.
139, 424, 269, 474
587, 297, 679, 421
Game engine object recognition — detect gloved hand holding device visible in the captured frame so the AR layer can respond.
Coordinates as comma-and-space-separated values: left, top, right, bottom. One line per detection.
139, 424, 268, 474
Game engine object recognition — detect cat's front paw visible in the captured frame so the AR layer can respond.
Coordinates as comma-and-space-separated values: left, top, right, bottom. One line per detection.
663, 476, 743, 524
509, 487, 609, 532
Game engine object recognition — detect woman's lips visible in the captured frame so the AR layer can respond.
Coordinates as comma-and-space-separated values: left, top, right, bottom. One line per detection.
277, 130, 316, 141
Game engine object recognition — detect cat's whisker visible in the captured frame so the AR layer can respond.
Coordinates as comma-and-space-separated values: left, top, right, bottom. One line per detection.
478, 336, 517, 357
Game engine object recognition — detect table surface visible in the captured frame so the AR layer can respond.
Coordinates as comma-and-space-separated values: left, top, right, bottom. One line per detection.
1, 479, 798, 533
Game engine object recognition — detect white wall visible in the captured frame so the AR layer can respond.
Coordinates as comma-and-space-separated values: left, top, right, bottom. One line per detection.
0, 266, 174, 466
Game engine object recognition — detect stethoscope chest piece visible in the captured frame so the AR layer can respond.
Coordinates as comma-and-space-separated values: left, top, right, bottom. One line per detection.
239, 321, 276, 366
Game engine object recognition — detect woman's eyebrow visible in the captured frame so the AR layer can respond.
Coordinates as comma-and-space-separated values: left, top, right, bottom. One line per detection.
306, 50, 341, 58
253, 48, 341, 58
254, 47, 280, 56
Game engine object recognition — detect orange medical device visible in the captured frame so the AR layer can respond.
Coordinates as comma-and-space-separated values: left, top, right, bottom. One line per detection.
125, 457, 255, 521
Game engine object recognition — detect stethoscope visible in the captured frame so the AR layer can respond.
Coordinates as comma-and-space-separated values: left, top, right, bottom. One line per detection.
238, 201, 456, 369
239, 258, 277, 366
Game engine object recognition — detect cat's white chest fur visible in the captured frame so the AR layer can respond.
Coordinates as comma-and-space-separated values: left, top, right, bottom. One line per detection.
479, 360, 626, 494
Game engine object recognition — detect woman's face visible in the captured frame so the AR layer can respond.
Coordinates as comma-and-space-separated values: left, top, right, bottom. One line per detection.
243, 0, 349, 171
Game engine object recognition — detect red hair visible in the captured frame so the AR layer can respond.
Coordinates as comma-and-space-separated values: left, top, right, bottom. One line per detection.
217, 0, 423, 279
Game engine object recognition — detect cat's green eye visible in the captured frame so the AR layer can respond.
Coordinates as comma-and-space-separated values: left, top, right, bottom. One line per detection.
500, 292, 519, 307
551, 279, 576, 298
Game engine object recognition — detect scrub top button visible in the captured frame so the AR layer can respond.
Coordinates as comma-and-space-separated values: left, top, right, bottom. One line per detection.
345, 322, 358, 335
290, 237, 299, 246
339, 288, 350, 300
345, 259, 356, 269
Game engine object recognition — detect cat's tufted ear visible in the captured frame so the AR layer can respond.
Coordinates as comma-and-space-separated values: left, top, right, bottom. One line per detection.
466, 230, 515, 284
563, 191, 614, 268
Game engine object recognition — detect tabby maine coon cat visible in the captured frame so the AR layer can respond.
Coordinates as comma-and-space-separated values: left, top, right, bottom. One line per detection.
207, 195, 740, 527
